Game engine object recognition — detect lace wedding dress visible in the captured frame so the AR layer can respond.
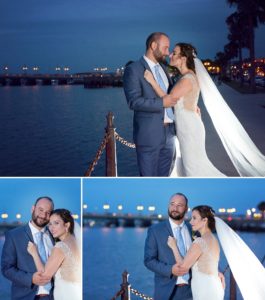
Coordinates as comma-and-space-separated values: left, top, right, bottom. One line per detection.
53, 241, 81, 300
191, 235, 224, 300
171, 73, 226, 177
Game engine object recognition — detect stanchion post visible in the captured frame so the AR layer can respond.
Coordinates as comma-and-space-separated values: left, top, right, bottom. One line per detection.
230, 270, 237, 300
105, 112, 117, 177
121, 270, 130, 300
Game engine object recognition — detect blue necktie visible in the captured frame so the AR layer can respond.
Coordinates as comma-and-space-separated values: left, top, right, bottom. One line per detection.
175, 226, 190, 281
35, 232, 51, 291
154, 64, 174, 121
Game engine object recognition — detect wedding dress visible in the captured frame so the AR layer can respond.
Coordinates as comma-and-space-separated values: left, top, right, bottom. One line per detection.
53, 241, 81, 300
191, 235, 224, 300
171, 73, 226, 177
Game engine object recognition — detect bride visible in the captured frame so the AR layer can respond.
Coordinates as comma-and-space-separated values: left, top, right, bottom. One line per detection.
168, 205, 225, 300
27, 209, 81, 300
168, 205, 265, 300
144, 43, 265, 177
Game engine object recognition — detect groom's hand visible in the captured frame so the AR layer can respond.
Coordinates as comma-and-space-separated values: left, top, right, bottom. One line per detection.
172, 264, 189, 276
163, 95, 177, 108
32, 272, 50, 286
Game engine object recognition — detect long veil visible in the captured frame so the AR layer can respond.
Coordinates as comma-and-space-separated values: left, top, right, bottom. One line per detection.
215, 217, 265, 299
194, 58, 265, 176
74, 221, 82, 254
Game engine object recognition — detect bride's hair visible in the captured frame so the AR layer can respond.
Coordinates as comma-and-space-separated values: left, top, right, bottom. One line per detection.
175, 43, 197, 73
192, 205, 215, 232
51, 209, 75, 234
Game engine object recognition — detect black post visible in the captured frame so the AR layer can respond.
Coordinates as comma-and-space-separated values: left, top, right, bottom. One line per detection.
105, 112, 117, 177
121, 270, 130, 300
230, 270, 237, 300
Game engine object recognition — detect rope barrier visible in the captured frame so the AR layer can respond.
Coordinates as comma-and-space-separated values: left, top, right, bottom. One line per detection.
84, 132, 111, 176
130, 288, 153, 300
115, 132, 136, 148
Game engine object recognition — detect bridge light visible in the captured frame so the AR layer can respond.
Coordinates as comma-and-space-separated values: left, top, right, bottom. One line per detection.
148, 206, 155, 212
136, 205, 144, 211
83, 204, 88, 209
1, 213, 8, 219
117, 205, 123, 211
72, 214, 79, 220
16, 214, 21, 219
103, 204, 110, 210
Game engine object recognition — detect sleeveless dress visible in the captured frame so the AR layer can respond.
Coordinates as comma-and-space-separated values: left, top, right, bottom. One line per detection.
53, 241, 81, 300
171, 73, 226, 177
191, 236, 224, 300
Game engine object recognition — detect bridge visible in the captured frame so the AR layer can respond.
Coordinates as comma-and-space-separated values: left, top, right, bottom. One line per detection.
83, 213, 265, 231
0, 73, 122, 87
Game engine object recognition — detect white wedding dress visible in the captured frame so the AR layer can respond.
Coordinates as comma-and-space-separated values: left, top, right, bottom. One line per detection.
171, 73, 226, 177
53, 241, 81, 300
191, 235, 224, 300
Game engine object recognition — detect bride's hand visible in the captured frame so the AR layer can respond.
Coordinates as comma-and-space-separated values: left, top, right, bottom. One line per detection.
218, 272, 225, 290
144, 70, 155, 85
167, 236, 177, 250
27, 241, 37, 256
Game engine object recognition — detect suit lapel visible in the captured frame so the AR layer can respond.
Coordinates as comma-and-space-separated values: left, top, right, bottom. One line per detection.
24, 223, 34, 242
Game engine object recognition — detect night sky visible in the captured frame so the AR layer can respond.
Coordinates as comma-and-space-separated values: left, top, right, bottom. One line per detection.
1, 0, 265, 73
83, 178, 265, 215
0, 178, 81, 222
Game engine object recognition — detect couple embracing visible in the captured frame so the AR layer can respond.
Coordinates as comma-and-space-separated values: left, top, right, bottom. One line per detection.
123, 32, 265, 177
1, 197, 81, 300
144, 193, 265, 300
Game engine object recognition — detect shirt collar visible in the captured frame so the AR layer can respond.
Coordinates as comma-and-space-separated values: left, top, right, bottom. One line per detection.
143, 55, 159, 69
29, 221, 47, 235
169, 217, 185, 230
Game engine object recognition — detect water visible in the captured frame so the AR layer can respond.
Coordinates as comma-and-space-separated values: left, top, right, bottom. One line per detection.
0, 85, 138, 176
83, 227, 265, 300
0, 85, 238, 177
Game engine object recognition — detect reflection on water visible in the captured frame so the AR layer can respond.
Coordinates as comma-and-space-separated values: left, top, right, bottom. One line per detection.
83, 227, 265, 300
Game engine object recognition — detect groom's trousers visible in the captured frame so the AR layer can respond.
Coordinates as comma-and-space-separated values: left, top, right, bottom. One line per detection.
136, 123, 176, 176
169, 284, 193, 300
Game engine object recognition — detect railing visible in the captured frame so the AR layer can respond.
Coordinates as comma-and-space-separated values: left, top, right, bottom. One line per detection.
84, 112, 135, 177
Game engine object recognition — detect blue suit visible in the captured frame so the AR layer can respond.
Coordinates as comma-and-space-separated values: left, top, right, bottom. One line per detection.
123, 57, 176, 176
1, 224, 54, 300
144, 220, 192, 300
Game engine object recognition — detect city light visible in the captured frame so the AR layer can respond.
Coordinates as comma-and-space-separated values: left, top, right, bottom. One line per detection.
72, 214, 79, 220
218, 208, 226, 213
158, 214, 163, 219
16, 214, 21, 219
103, 204, 110, 210
83, 204, 88, 209
117, 205, 123, 211
1, 213, 8, 219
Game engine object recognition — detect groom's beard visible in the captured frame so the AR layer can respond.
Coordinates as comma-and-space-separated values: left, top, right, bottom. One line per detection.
168, 209, 186, 221
154, 48, 167, 64
31, 211, 49, 228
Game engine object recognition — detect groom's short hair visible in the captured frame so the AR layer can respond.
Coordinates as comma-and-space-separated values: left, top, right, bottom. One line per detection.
146, 32, 169, 51
34, 196, 54, 209
169, 193, 188, 206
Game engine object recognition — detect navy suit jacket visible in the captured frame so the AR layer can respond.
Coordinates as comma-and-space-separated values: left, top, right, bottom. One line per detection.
144, 220, 192, 300
123, 57, 174, 148
1, 224, 54, 300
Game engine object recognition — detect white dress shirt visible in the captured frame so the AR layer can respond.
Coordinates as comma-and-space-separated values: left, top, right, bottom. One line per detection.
143, 55, 173, 123
169, 218, 192, 284
29, 221, 53, 295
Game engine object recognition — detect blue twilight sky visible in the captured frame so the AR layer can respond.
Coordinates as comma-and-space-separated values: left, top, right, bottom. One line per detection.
83, 178, 265, 215
1, 0, 265, 73
0, 178, 81, 222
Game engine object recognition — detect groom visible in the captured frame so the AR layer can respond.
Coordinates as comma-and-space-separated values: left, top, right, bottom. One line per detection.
1, 196, 55, 300
123, 32, 177, 177
144, 193, 193, 300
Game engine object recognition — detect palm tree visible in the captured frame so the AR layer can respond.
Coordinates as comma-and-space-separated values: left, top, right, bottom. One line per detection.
215, 51, 229, 79
226, 12, 249, 86
257, 201, 265, 219
227, 0, 265, 93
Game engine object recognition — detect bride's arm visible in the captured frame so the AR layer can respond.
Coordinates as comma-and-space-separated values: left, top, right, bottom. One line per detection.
27, 242, 65, 279
167, 237, 202, 269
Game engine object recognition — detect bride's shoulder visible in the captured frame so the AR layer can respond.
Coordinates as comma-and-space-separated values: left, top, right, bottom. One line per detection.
193, 237, 207, 251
